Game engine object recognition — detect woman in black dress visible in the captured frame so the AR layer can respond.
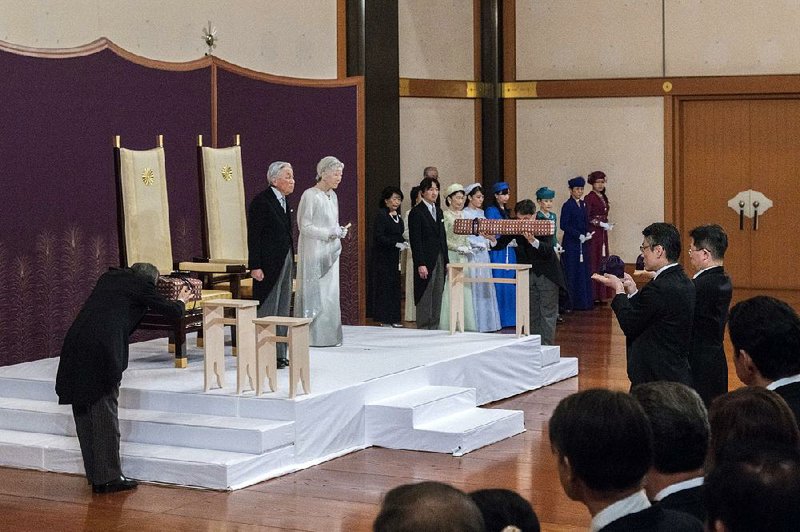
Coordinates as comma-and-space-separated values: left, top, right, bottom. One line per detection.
367, 186, 406, 327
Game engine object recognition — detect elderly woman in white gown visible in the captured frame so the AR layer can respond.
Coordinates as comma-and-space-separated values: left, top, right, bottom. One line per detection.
294, 156, 348, 347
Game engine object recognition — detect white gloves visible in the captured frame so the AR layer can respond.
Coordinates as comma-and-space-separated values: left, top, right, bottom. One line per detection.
329, 226, 348, 239
507, 239, 518, 248
395, 242, 410, 250
554, 243, 564, 254
456, 245, 473, 255
471, 242, 488, 251
599, 222, 610, 230
579, 232, 594, 244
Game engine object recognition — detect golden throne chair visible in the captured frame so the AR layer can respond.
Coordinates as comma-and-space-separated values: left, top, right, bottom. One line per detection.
196, 134, 251, 299
114, 135, 232, 367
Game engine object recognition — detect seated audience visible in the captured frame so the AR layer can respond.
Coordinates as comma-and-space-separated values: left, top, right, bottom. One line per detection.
727, 295, 800, 422
705, 443, 800, 532
631, 382, 709, 522
706, 386, 800, 469
548, 389, 703, 531
470, 488, 540, 532
374, 481, 485, 532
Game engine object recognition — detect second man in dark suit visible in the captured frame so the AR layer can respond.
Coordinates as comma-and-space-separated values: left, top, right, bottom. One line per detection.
594, 223, 696, 387
408, 177, 448, 329
687, 224, 733, 406
247, 161, 295, 368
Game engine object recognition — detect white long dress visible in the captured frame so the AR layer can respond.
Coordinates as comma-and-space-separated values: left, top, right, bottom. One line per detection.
294, 186, 343, 346
462, 206, 501, 332
402, 208, 415, 322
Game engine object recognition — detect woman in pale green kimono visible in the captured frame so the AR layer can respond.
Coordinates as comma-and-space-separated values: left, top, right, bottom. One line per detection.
439, 183, 477, 331
294, 156, 348, 347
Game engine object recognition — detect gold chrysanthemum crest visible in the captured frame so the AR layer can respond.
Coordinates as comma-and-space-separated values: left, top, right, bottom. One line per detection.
141, 168, 155, 186
221, 165, 233, 182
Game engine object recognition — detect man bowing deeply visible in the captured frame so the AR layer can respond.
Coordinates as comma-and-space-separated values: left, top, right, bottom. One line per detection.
594, 222, 695, 387
247, 161, 295, 369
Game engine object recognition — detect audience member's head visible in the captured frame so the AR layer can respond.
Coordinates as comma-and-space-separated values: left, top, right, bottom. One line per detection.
641, 222, 682, 263
470, 489, 540, 532
705, 442, 800, 532
548, 389, 652, 506
707, 387, 800, 469
631, 382, 709, 496
374, 481, 485, 532
727, 295, 800, 385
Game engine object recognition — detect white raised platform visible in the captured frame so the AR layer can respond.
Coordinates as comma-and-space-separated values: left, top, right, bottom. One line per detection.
0, 326, 577, 490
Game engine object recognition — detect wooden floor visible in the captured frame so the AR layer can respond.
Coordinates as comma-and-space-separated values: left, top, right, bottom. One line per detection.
0, 304, 745, 532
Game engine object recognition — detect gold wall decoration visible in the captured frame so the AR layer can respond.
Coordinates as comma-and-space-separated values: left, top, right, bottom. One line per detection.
663, 81, 673, 93
501, 81, 538, 99
141, 168, 155, 186
221, 165, 233, 182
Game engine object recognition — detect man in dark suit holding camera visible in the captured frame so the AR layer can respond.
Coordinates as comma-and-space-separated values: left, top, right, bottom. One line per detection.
594, 222, 696, 387
56, 263, 190, 493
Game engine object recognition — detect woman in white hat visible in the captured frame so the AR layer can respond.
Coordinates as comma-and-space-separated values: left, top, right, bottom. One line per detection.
439, 183, 477, 332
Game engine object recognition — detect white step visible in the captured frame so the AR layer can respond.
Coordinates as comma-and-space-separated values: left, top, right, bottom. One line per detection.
366, 386, 477, 426
0, 428, 295, 490
541, 345, 561, 367
369, 407, 524, 456
0, 397, 294, 454
365, 385, 524, 456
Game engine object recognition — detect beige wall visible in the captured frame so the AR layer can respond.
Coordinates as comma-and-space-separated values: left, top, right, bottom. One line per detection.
516, 97, 664, 263
665, 0, 800, 76
516, 0, 663, 80
0, 0, 337, 78
398, 0, 476, 202
399, 98, 476, 201
398, 0, 474, 79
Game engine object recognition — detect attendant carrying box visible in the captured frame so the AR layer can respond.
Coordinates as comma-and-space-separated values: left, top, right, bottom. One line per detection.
157, 275, 202, 302
453, 218, 555, 236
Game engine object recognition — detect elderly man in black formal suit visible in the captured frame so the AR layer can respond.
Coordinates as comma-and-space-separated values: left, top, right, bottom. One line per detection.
687, 224, 733, 406
593, 222, 696, 387
56, 263, 191, 493
728, 295, 800, 423
408, 176, 449, 329
247, 161, 295, 368
632, 382, 709, 523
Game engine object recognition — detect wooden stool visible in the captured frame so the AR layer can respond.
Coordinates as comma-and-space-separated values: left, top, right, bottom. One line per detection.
253, 316, 313, 398
203, 299, 258, 394
447, 262, 532, 337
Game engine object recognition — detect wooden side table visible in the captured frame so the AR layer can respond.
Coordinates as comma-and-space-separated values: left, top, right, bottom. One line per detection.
447, 262, 532, 337
253, 316, 313, 398
202, 299, 258, 394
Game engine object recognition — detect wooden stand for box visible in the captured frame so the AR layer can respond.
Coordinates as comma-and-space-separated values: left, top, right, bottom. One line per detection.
202, 299, 258, 394
447, 263, 532, 337
253, 316, 313, 398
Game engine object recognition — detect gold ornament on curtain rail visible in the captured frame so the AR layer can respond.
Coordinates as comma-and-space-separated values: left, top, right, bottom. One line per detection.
203, 21, 218, 55
141, 168, 155, 186
221, 165, 233, 182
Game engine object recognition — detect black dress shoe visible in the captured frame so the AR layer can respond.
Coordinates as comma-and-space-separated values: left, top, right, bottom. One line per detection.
92, 476, 138, 494
277, 359, 289, 369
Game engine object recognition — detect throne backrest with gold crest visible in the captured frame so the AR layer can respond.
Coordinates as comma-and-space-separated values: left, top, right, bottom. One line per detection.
114, 135, 232, 367
197, 134, 251, 298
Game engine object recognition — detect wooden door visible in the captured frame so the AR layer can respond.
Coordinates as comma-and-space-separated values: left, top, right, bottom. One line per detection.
748, 100, 800, 289
679, 98, 799, 290
680, 99, 752, 285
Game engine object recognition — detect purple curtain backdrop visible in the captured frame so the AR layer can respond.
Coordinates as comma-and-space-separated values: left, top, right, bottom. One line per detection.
216, 68, 360, 324
0, 47, 361, 367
